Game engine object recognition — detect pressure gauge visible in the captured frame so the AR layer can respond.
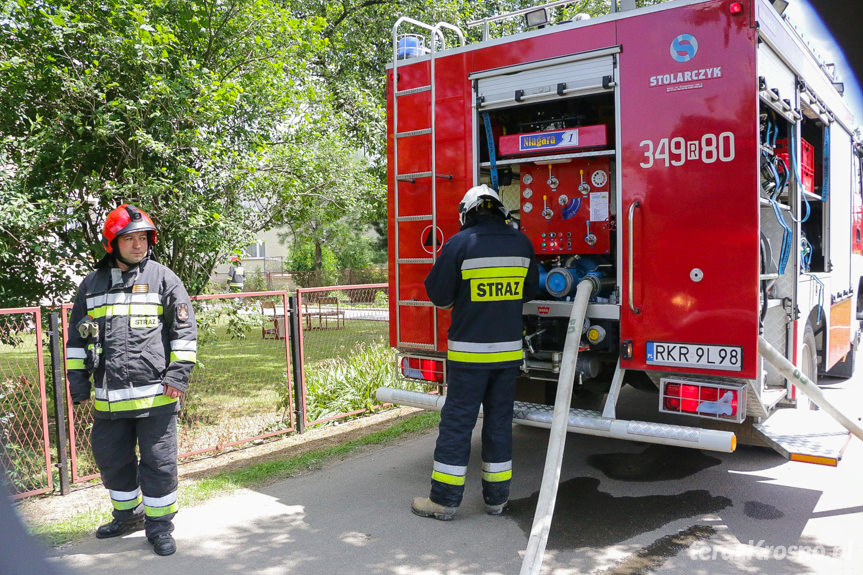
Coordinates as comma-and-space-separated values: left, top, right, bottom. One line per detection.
591, 170, 608, 188
522, 187, 533, 199
522, 202, 533, 213
558, 194, 569, 206
522, 173, 533, 185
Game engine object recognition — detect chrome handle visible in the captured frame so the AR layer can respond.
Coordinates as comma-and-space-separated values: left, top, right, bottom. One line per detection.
628, 200, 641, 314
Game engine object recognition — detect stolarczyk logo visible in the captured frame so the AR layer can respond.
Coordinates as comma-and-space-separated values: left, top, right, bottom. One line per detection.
670, 33, 698, 62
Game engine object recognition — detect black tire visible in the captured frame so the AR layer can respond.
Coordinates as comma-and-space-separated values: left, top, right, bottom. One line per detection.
801, 324, 819, 386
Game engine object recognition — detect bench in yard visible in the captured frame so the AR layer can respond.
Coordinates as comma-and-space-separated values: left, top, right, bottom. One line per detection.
303, 296, 345, 330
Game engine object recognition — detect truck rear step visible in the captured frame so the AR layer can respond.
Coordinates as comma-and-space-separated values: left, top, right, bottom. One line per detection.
754, 408, 852, 466
375, 388, 736, 453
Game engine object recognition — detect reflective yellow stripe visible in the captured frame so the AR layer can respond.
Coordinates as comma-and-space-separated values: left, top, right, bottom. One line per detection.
170, 351, 197, 363
94, 395, 178, 413
431, 470, 466, 486
145, 502, 178, 517
67, 359, 86, 370
482, 470, 512, 482
89, 304, 163, 318
112, 494, 142, 511
447, 349, 523, 363
461, 266, 528, 280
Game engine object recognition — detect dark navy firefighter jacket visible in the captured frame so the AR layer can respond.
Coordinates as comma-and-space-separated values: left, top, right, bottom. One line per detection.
66, 257, 197, 419
425, 215, 539, 369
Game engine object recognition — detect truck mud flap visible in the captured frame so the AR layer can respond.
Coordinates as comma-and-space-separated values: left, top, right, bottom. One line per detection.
753, 409, 852, 466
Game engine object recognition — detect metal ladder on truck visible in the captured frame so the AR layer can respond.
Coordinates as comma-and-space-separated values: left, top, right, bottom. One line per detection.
391, 18, 464, 351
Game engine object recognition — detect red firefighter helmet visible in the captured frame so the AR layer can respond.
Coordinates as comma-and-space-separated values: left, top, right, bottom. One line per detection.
101, 204, 157, 253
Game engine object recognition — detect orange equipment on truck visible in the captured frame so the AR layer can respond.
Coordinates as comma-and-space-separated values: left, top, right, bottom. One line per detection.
378, 0, 863, 466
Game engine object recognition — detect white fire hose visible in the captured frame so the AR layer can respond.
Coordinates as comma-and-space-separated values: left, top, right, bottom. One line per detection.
758, 336, 863, 441
519, 278, 596, 575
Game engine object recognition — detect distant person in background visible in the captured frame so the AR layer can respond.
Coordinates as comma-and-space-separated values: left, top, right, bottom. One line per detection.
227, 255, 245, 293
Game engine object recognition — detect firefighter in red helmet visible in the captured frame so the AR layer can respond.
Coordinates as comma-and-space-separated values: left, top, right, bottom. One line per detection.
227, 255, 245, 293
66, 204, 196, 556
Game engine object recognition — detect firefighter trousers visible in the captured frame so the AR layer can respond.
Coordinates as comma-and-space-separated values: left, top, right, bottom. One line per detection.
430, 364, 518, 508
91, 413, 179, 537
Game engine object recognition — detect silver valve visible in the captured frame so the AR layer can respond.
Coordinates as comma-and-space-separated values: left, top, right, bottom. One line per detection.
578, 169, 590, 195
542, 195, 554, 221
524, 328, 546, 354
547, 165, 559, 191
585, 220, 597, 246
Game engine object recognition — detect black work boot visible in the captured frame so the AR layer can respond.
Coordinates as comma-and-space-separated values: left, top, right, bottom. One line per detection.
95, 515, 145, 539
148, 532, 177, 556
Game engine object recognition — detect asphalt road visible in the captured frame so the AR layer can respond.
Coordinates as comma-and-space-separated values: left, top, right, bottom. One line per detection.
48, 374, 862, 575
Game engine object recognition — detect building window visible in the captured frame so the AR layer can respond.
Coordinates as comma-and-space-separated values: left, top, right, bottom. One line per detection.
244, 242, 266, 259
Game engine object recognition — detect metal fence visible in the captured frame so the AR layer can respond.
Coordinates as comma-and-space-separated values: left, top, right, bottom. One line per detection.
0, 307, 52, 498
295, 285, 390, 427
211, 268, 388, 293
1, 284, 400, 499
61, 292, 296, 484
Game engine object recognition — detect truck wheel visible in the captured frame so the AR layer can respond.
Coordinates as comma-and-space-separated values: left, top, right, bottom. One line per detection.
796, 324, 819, 410
801, 324, 818, 386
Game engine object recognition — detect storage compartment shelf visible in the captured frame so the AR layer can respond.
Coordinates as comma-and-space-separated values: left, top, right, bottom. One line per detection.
480, 149, 614, 168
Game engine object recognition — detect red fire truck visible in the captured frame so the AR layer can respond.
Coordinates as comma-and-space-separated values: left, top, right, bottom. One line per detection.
380, 0, 863, 465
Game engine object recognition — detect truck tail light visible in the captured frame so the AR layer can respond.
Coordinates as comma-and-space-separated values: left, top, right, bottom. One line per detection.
401, 356, 444, 383
729, 2, 744, 15
660, 378, 747, 423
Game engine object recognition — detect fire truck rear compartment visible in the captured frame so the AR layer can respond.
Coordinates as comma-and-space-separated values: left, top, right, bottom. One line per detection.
478, 91, 623, 394
386, 1, 862, 464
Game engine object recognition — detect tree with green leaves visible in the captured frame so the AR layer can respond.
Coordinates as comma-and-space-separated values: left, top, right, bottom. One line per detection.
1, 0, 328, 303
1, 0, 668, 306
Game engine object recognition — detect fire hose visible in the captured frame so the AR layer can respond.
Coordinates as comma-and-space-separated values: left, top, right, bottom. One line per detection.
758, 336, 863, 441
519, 277, 597, 575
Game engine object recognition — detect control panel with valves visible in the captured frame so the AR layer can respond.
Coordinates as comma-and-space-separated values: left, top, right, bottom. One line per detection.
518, 158, 611, 255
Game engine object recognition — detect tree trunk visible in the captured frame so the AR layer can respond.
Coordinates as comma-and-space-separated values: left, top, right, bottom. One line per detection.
314, 240, 323, 271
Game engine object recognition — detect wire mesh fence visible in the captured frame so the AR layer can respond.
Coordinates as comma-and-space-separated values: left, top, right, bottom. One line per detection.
182, 292, 295, 456
0, 308, 52, 498
296, 285, 392, 426
2, 283, 431, 499
63, 293, 295, 482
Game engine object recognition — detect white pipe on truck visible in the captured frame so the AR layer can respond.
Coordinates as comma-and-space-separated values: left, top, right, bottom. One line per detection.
758, 336, 863, 441
374, 388, 737, 453
519, 278, 595, 575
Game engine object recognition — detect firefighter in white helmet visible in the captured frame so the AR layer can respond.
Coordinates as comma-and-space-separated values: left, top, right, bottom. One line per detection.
412, 184, 538, 520
66, 204, 196, 556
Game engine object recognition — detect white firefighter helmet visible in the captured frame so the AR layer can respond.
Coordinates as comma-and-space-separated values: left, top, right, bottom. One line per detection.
458, 184, 508, 226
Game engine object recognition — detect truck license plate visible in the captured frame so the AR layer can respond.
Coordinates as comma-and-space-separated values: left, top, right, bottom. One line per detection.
646, 341, 742, 371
